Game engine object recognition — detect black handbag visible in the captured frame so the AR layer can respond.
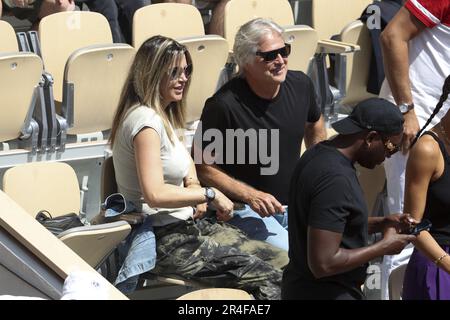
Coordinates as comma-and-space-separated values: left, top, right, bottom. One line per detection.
35, 210, 84, 236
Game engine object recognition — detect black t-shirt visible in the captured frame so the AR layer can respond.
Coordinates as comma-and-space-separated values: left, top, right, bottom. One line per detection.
195, 71, 321, 205
282, 142, 368, 299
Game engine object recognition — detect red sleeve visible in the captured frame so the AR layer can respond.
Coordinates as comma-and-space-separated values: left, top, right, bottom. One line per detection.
405, 0, 450, 28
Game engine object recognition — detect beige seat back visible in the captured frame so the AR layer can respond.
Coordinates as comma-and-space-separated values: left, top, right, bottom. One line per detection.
178, 35, 229, 123
3, 162, 132, 270
58, 221, 131, 268
0, 20, 18, 52
339, 20, 376, 106
224, 0, 294, 50
176, 288, 253, 300
0, 191, 127, 299
39, 11, 112, 103
312, 0, 372, 40
283, 25, 318, 73
101, 156, 118, 201
133, 3, 205, 50
389, 264, 407, 300
63, 44, 135, 135
3, 162, 80, 217
0, 53, 43, 142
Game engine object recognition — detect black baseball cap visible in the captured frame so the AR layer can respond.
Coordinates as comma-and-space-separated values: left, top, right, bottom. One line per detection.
332, 98, 404, 135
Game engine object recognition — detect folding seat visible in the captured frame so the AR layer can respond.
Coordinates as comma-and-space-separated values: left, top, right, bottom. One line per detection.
0, 20, 18, 52
2, 162, 131, 270
62, 44, 135, 139
133, 3, 205, 50
176, 288, 253, 300
177, 35, 229, 150
283, 25, 318, 73
335, 20, 376, 107
311, 0, 372, 41
224, 0, 294, 51
0, 190, 127, 299
38, 12, 130, 147
0, 52, 43, 154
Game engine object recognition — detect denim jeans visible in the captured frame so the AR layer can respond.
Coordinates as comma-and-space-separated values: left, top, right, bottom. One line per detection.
228, 205, 289, 251
114, 216, 156, 294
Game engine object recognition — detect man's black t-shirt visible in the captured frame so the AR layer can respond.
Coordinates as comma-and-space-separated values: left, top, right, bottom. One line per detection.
282, 142, 369, 299
196, 71, 321, 205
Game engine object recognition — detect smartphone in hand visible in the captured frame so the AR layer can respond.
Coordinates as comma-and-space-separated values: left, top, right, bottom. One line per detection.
409, 219, 432, 235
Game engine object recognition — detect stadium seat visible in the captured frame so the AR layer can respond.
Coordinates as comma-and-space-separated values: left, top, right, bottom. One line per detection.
0, 20, 19, 52
178, 35, 229, 124
312, 0, 372, 40
3, 162, 131, 270
337, 20, 376, 107
0, 52, 44, 153
62, 44, 135, 137
0, 190, 127, 299
133, 3, 205, 50
39, 12, 113, 104
176, 288, 253, 300
283, 25, 318, 73
224, 0, 294, 51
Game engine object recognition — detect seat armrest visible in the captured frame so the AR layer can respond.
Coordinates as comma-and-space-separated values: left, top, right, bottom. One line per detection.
316, 39, 360, 54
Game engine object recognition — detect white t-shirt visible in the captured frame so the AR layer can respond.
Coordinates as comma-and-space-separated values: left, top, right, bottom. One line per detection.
380, 0, 450, 129
112, 105, 193, 227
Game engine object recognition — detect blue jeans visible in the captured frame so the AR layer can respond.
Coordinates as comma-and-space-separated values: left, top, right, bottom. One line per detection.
115, 216, 156, 294
227, 205, 289, 251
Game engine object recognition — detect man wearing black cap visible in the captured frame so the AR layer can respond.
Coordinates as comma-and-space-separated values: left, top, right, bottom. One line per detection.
281, 98, 417, 300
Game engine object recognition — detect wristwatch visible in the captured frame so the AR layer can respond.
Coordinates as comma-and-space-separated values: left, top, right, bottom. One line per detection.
204, 187, 216, 203
398, 102, 414, 115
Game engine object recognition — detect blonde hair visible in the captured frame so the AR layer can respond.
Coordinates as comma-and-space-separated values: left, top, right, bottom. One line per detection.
110, 35, 192, 146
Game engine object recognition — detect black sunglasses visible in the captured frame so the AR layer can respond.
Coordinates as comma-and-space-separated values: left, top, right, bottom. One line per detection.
168, 64, 193, 80
256, 43, 291, 62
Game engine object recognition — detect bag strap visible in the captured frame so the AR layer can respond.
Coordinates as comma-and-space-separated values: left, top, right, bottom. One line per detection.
36, 210, 53, 220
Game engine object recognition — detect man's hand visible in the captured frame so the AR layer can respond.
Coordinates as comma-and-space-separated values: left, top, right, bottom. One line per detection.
380, 227, 416, 255
383, 213, 418, 234
247, 190, 284, 217
402, 111, 420, 153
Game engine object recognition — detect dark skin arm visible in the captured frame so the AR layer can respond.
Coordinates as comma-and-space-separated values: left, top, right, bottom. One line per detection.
308, 226, 416, 279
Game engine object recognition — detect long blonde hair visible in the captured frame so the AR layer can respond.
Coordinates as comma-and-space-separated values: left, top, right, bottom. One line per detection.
110, 35, 192, 146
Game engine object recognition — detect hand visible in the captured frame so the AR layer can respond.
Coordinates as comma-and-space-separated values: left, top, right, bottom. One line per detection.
247, 189, 284, 217
401, 111, 420, 154
216, 210, 233, 222
210, 188, 234, 217
193, 203, 207, 220
380, 227, 416, 255
384, 213, 418, 234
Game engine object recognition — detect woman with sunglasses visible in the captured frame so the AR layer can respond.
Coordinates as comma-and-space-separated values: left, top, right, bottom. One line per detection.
110, 35, 287, 300
402, 75, 450, 300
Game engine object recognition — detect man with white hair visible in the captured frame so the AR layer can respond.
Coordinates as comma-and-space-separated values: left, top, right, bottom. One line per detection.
193, 18, 326, 252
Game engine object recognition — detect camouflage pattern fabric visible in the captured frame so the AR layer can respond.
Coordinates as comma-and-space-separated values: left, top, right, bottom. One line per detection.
153, 218, 288, 300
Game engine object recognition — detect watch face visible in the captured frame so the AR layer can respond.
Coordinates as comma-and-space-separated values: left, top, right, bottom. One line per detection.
206, 188, 215, 199
399, 104, 408, 113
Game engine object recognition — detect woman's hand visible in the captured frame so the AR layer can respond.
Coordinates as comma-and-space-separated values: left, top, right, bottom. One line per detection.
210, 188, 234, 218
193, 203, 207, 220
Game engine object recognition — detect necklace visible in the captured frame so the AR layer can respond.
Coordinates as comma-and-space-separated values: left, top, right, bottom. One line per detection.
439, 121, 450, 147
